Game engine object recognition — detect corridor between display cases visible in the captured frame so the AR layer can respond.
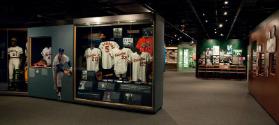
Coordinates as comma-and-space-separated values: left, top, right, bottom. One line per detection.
0, 71, 276, 125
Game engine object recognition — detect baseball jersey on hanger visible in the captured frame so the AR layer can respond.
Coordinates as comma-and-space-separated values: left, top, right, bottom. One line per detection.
111, 48, 133, 75
139, 52, 152, 83
131, 52, 141, 81
84, 47, 101, 71
136, 37, 153, 56
99, 41, 119, 69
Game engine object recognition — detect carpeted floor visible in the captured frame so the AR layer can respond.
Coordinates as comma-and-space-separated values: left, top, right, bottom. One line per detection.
0, 71, 277, 125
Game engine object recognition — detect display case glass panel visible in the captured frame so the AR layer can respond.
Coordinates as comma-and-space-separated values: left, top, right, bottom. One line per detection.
0, 29, 28, 92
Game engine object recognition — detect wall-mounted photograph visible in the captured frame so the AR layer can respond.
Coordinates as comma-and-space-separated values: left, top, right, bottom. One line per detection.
30, 37, 52, 68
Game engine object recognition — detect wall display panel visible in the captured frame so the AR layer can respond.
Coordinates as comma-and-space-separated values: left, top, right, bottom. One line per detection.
0, 29, 28, 93
197, 39, 247, 79
248, 11, 279, 123
28, 25, 74, 101
74, 14, 164, 112
166, 47, 178, 64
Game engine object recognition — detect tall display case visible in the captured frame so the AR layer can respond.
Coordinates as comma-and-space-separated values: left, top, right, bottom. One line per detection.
73, 14, 164, 112
0, 28, 28, 95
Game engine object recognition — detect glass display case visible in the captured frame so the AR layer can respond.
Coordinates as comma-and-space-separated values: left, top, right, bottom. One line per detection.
0, 28, 28, 93
73, 14, 164, 112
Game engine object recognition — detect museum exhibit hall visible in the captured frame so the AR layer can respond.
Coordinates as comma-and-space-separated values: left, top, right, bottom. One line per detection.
0, 0, 279, 125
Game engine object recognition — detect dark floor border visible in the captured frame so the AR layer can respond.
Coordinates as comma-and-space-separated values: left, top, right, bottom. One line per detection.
25, 95, 159, 114
0, 91, 28, 96
249, 92, 279, 125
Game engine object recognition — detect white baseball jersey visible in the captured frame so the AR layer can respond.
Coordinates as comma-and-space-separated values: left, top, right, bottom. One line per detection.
111, 48, 132, 75
84, 47, 101, 71
99, 41, 119, 69
139, 52, 152, 82
8, 46, 23, 58
25, 41, 28, 57
131, 52, 141, 81
41, 47, 52, 66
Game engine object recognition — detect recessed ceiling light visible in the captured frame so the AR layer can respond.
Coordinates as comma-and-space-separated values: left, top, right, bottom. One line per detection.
224, 1, 229, 5
219, 23, 223, 28
220, 33, 224, 36
224, 11, 228, 15
191, 40, 194, 44
214, 28, 217, 31
202, 13, 206, 16
225, 19, 228, 22
215, 31, 217, 34
205, 20, 208, 23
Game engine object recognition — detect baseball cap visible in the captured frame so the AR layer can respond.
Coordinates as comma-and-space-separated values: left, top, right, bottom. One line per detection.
11, 37, 17, 42
58, 48, 64, 53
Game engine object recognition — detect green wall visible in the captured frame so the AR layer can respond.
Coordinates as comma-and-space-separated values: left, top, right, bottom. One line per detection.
198, 39, 247, 57
178, 43, 196, 72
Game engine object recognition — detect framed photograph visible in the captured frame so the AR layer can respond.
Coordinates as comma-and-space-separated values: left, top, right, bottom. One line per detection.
213, 55, 220, 65
166, 47, 178, 64
113, 28, 122, 38
212, 45, 220, 55
30, 37, 52, 68
227, 45, 233, 55
267, 26, 277, 53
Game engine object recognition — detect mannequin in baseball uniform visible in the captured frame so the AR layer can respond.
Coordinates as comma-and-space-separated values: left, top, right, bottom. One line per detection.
52, 48, 72, 100
111, 46, 132, 80
84, 44, 101, 72
8, 38, 23, 88
139, 51, 152, 84
131, 50, 142, 82
80, 44, 101, 90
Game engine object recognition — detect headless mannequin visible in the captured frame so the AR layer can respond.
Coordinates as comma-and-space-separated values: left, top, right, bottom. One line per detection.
116, 46, 125, 80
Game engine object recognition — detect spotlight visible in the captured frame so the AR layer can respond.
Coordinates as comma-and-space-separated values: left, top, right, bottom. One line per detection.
220, 33, 224, 36
191, 40, 194, 44
224, 1, 228, 5
205, 20, 208, 23
224, 11, 228, 16
219, 23, 223, 28
202, 13, 206, 16
214, 31, 217, 34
